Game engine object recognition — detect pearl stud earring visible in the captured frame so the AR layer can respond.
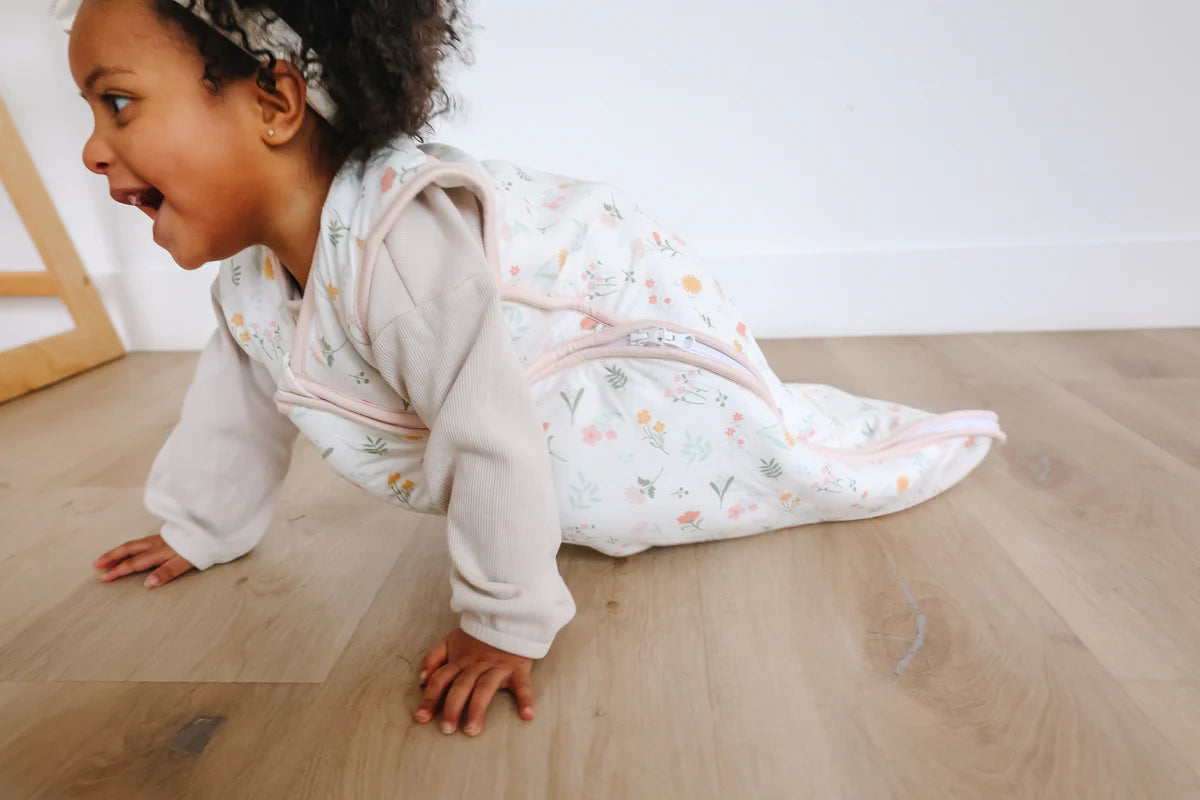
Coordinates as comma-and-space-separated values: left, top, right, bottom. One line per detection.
268, 129, 275, 136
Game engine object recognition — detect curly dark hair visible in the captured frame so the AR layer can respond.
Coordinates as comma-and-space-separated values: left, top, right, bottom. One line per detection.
152, 0, 477, 173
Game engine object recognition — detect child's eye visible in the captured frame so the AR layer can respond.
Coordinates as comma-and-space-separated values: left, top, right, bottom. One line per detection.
102, 94, 131, 115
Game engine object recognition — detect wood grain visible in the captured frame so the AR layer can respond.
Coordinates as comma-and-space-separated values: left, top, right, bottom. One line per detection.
1, 332, 1199, 798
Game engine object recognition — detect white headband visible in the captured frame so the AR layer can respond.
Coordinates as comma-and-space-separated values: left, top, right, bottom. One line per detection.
49, 0, 340, 126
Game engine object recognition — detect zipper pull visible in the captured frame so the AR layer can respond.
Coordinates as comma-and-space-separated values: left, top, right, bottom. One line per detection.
629, 326, 695, 349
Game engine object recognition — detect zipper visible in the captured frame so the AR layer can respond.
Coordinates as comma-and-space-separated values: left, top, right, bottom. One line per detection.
628, 326, 755, 379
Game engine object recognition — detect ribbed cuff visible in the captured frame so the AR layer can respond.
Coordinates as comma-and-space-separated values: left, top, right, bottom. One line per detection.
459, 614, 552, 660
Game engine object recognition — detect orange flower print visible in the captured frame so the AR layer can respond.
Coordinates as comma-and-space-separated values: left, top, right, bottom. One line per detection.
387, 473, 401, 485
381, 166, 396, 192
263, 255, 275, 280
653, 421, 665, 433
779, 493, 793, 501
557, 249, 568, 272
737, 438, 745, 445
403, 435, 424, 441
897, 475, 910, 493
326, 283, 340, 301
402, 479, 414, 491
581, 317, 599, 330
637, 410, 651, 425
734, 340, 743, 352
732, 412, 743, 422
677, 510, 699, 524
681, 274, 702, 295
725, 427, 736, 437
231, 313, 244, 327
653, 232, 662, 244
239, 331, 251, 343
785, 430, 796, 447
355, 237, 364, 249
736, 321, 747, 337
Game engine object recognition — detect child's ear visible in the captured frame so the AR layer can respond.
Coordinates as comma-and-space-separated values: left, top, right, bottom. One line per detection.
256, 60, 308, 144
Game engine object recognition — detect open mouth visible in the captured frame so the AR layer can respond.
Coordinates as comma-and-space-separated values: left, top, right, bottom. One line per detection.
128, 187, 165, 210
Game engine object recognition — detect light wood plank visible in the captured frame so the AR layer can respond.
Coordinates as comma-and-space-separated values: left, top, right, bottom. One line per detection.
0, 271, 57, 297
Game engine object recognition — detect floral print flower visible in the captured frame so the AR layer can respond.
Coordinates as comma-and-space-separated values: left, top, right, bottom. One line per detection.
582, 425, 603, 446
326, 283, 340, 301
510, 265, 520, 277
239, 331, 251, 343
263, 256, 275, 280
653, 421, 665, 433
728, 503, 746, 519
381, 166, 396, 191
681, 274, 702, 295
645, 278, 655, 288
732, 413, 743, 422
649, 295, 658, 304
624, 487, 646, 505
637, 409, 651, 425
737, 321, 747, 337
231, 313, 244, 327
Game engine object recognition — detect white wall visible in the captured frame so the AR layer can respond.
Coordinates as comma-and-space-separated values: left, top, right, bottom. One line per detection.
2, 0, 1198, 350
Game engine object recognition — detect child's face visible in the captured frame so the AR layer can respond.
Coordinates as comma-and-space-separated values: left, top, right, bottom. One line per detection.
69, 0, 273, 270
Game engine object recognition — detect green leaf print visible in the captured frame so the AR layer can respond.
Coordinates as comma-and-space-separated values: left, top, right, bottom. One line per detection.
604, 365, 628, 390
351, 371, 370, 385
759, 458, 783, 479
327, 211, 350, 246
681, 430, 712, 465
568, 471, 602, 510
709, 476, 734, 508
320, 447, 334, 459
560, 387, 585, 425
504, 306, 530, 341
361, 436, 388, 456
756, 423, 792, 449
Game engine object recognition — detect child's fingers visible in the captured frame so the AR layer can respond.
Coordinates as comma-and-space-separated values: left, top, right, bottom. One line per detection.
463, 668, 508, 736
419, 640, 448, 685
100, 548, 169, 582
145, 555, 193, 589
414, 663, 461, 724
506, 668, 536, 720
94, 537, 155, 569
439, 665, 490, 734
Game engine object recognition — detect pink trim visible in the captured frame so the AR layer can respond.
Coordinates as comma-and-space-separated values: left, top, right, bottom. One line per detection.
808, 426, 1006, 463
293, 373, 427, 429
815, 409, 1001, 456
530, 343, 788, 429
358, 163, 504, 338
275, 389, 430, 436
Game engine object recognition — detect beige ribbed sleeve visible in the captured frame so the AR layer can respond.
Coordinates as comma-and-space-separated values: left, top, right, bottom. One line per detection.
145, 280, 299, 570
364, 185, 576, 659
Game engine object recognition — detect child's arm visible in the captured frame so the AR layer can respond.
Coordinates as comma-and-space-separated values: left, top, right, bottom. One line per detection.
139, 281, 299, 574
365, 185, 576, 732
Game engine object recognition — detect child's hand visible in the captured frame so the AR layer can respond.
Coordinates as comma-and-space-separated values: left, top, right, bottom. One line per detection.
93, 534, 195, 588
415, 628, 536, 737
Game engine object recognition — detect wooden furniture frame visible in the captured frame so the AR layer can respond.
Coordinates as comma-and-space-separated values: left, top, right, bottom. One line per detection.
0, 93, 124, 403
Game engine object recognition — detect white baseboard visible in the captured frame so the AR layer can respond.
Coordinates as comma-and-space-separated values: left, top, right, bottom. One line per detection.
93, 241, 1200, 351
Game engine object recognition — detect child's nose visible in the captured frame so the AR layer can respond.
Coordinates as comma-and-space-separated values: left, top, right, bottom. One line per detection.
82, 133, 112, 175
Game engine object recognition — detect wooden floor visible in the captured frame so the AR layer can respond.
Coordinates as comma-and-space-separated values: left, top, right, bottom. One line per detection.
2, 329, 1199, 799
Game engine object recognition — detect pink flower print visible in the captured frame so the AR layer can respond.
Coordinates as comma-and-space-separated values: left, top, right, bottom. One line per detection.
542, 422, 549, 432
580, 317, 599, 330
732, 412, 743, 422
728, 503, 746, 519
582, 425, 603, 446
749, 504, 758, 511
649, 295, 658, 304
725, 427, 736, 437
381, 166, 396, 192
664, 298, 672, 304
674, 375, 682, 382
625, 487, 646, 505
861, 490, 868, 499
737, 321, 747, 337
645, 278, 655, 288
587, 281, 596, 291
510, 265, 520, 277
737, 438, 745, 445
604, 429, 617, 440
